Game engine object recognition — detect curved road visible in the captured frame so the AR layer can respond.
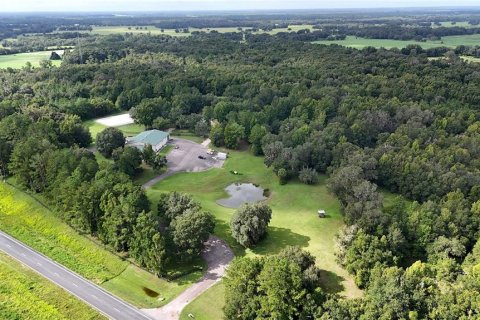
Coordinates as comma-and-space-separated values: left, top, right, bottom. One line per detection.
143, 236, 234, 320
0, 230, 152, 320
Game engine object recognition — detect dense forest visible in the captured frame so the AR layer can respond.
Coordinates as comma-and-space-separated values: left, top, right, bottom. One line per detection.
1, 22, 480, 318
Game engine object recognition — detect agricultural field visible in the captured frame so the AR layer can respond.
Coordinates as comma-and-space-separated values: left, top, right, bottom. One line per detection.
148, 149, 363, 318
88, 24, 314, 37
0, 251, 104, 320
313, 34, 480, 49
0, 50, 63, 69
432, 21, 476, 28
0, 182, 201, 308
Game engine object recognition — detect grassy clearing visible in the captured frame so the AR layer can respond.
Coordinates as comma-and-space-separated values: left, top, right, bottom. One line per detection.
0, 251, 105, 320
149, 150, 362, 318
0, 182, 201, 308
89, 24, 314, 37
0, 51, 62, 69
180, 282, 225, 320
313, 34, 480, 49
461, 55, 480, 63
171, 129, 205, 143
102, 261, 204, 308
148, 150, 362, 295
432, 21, 475, 28
83, 115, 144, 143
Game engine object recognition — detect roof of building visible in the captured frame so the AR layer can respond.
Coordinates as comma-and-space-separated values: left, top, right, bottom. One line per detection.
129, 130, 169, 146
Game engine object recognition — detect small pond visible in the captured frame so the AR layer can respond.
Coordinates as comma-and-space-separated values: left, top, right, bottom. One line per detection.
216, 183, 267, 209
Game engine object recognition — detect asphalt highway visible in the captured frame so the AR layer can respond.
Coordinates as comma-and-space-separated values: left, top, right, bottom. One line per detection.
0, 230, 152, 320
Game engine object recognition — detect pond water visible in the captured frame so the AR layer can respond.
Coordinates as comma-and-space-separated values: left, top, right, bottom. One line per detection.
216, 183, 267, 208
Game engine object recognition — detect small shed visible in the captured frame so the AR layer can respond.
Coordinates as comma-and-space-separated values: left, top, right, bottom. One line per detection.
318, 210, 326, 218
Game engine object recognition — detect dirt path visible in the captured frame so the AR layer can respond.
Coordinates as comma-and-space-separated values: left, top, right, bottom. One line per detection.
142, 236, 234, 320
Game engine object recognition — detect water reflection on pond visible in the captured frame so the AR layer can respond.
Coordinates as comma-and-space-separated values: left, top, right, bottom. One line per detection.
216, 183, 267, 208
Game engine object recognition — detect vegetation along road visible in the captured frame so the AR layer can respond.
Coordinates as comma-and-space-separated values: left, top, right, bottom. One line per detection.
0, 230, 152, 320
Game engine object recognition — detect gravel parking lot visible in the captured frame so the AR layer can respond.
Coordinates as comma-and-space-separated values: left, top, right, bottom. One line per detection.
142, 137, 224, 188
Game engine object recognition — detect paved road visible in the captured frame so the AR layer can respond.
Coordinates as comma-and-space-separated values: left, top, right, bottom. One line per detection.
143, 236, 234, 320
142, 138, 224, 188
0, 230, 152, 320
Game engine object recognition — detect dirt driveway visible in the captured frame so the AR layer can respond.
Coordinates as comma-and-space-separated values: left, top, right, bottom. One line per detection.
142, 236, 234, 320
142, 138, 224, 188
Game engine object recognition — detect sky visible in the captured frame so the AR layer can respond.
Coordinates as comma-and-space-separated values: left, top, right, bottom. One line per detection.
1, 0, 479, 12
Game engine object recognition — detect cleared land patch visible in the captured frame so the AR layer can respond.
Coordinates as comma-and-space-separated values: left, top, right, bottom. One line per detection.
95, 113, 134, 127
0, 251, 105, 320
0, 50, 63, 69
313, 34, 480, 49
147, 149, 362, 318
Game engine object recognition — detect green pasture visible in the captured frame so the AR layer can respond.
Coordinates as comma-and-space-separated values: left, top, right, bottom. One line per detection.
313, 34, 480, 49
0, 182, 201, 308
148, 149, 362, 318
0, 252, 105, 320
432, 21, 476, 28
0, 50, 62, 69
89, 24, 314, 37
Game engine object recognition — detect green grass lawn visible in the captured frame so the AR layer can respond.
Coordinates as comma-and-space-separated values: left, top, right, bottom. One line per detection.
83, 114, 145, 144
0, 251, 105, 320
171, 129, 205, 143
0, 182, 201, 308
313, 34, 480, 49
147, 149, 362, 319
0, 51, 62, 69
180, 282, 225, 320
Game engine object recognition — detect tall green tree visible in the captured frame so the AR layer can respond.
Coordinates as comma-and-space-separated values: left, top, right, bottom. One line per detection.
230, 203, 272, 248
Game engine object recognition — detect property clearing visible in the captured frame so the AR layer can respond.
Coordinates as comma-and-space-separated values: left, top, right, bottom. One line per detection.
95, 113, 134, 127
147, 149, 363, 319
0, 50, 63, 69
313, 34, 480, 49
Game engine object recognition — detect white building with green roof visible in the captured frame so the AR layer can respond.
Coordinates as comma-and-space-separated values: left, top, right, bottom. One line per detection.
126, 129, 170, 152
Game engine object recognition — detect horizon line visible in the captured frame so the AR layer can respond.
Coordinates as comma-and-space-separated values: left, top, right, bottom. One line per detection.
2, 6, 480, 14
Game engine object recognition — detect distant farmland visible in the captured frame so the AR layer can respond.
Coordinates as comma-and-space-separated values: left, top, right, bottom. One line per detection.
312, 34, 480, 49
0, 50, 63, 69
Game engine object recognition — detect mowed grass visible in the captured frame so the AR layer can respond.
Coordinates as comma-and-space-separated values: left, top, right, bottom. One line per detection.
180, 282, 225, 320
0, 182, 201, 308
0, 252, 105, 320
313, 34, 480, 49
102, 262, 204, 308
171, 129, 205, 144
148, 150, 362, 309
0, 51, 62, 69
84, 116, 145, 144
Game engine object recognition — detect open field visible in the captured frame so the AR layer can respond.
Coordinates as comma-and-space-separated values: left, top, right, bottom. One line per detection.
432, 21, 476, 28
0, 251, 105, 320
171, 129, 205, 143
0, 50, 62, 69
148, 149, 362, 318
0, 182, 201, 308
89, 24, 314, 37
313, 34, 480, 49
84, 114, 145, 143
